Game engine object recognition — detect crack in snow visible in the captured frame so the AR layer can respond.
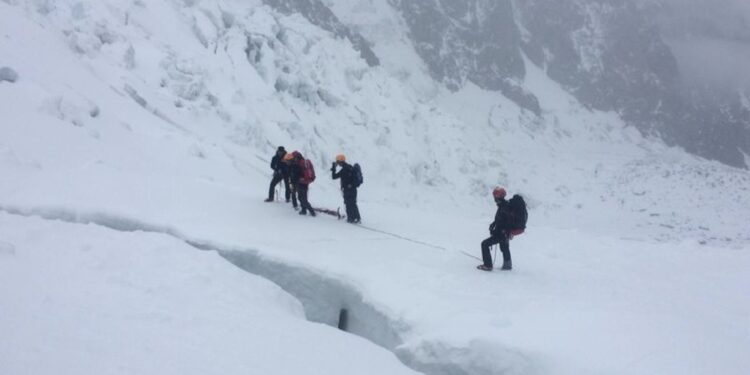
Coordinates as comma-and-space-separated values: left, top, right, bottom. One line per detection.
0, 204, 518, 375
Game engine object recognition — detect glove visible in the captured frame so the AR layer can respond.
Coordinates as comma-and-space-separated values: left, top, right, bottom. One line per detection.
489, 222, 496, 235
330, 162, 336, 172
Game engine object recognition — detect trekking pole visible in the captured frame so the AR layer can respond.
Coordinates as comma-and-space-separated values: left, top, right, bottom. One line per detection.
493, 245, 498, 268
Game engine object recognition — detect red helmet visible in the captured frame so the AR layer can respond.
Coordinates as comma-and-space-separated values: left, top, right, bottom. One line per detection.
492, 187, 507, 200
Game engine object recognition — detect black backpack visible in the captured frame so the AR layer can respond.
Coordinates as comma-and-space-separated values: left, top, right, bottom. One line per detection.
508, 194, 528, 231
352, 163, 363, 187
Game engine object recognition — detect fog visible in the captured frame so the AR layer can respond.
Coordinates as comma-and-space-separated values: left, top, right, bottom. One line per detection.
639, 0, 750, 91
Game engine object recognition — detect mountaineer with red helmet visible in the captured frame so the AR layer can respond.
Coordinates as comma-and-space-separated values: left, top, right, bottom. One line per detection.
477, 186, 526, 271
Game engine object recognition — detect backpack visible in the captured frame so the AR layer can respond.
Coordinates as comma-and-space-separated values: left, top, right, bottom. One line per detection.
507, 194, 528, 235
352, 163, 363, 187
301, 159, 316, 184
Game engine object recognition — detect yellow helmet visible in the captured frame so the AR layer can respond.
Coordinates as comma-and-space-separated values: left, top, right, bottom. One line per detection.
335, 154, 346, 162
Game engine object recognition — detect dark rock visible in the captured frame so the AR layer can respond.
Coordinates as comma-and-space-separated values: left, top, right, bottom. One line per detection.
0, 67, 19, 83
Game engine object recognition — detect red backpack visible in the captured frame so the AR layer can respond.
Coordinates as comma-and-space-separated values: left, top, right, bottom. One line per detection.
300, 159, 316, 184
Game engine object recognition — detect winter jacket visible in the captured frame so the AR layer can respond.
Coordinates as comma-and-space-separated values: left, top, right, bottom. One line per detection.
489, 199, 513, 236
289, 152, 314, 186
332, 162, 357, 189
279, 159, 291, 178
270, 153, 285, 176
289, 161, 302, 186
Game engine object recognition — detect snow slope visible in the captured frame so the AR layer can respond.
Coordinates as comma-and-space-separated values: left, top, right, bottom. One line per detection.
0, 213, 418, 375
1, 0, 749, 374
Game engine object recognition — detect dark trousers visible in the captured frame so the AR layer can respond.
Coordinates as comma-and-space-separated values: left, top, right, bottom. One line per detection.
297, 184, 314, 214
285, 176, 297, 207
268, 173, 296, 206
481, 233, 510, 268
343, 187, 360, 222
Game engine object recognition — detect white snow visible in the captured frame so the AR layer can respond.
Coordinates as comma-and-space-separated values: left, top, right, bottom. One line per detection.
1, 0, 749, 374
0, 213, 417, 375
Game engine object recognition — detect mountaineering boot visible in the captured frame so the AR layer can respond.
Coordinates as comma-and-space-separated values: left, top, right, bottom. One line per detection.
476, 264, 493, 271
299, 210, 307, 215
500, 260, 512, 271
264, 198, 274, 202
309, 210, 316, 217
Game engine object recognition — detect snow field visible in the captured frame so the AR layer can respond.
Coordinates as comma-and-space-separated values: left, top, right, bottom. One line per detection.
0, 212, 418, 375
2, 196, 748, 375
1, 0, 750, 374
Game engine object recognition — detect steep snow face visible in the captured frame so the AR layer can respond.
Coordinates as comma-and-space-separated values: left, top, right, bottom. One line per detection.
2, 0, 748, 246
387, 0, 540, 114
516, 1, 678, 119
263, 0, 380, 67
513, 0, 749, 166
349, 0, 750, 168
0, 0, 479, 209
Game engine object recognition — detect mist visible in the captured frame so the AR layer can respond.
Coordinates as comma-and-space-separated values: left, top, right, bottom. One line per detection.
638, 0, 750, 92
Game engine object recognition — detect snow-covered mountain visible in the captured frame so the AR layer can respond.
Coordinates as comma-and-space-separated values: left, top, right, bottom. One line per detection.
1, 1, 749, 374
323, 0, 750, 169
322, 0, 750, 245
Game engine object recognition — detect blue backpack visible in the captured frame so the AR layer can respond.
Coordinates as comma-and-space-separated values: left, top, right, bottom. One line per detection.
352, 163, 363, 187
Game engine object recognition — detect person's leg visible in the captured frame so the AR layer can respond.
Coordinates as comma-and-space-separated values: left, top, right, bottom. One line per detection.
267, 174, 282, 201
305, 185, 316, 216
480, 236, 501, 268
343, 188, 355, 222
499, 236, 512, 270
344, 203, 354, 222
297, 184, 309, 214
283, 176, 292, 202
298, 184, 315, 216
290, 181, 298, 208
351, 188, 360, 222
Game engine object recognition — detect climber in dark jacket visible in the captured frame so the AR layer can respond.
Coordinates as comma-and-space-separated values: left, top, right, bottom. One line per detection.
288, 151, 316, 216
331, 154, 361, 223
477, 187, 513, 271
265, 146, 292, 203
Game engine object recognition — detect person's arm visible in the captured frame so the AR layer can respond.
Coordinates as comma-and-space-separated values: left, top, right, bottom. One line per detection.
331, 163, 341, 179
